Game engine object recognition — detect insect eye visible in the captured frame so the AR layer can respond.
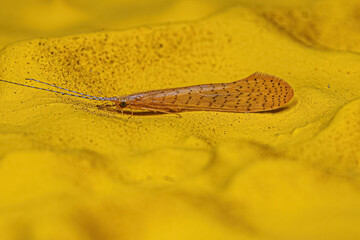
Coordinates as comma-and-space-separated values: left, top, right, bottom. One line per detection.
119, 101, 127, 108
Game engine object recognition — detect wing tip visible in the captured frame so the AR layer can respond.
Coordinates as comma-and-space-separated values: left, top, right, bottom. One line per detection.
248, 72, 283, 81
248, 71, 295, 101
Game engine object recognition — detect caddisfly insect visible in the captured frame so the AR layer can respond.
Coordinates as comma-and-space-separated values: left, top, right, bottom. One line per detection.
0, 72, 294, 115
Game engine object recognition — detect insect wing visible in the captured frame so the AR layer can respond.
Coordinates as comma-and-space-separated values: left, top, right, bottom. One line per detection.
132, 73, 294, 113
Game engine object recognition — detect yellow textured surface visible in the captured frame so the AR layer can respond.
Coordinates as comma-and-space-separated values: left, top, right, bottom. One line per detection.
0, 0, 360, 239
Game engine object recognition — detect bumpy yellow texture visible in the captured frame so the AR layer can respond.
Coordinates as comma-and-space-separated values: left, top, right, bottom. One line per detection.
0, 1, 360, 240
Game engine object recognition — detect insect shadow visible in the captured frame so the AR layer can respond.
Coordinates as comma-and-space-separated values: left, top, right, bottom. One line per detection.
96, 104, 173, 117
264, 98, 297, 113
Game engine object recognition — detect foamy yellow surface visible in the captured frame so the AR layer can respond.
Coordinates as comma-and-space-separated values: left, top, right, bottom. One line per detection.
1, 0, 360, 239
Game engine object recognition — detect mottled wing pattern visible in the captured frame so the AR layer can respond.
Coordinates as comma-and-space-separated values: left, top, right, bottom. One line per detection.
127, 72, 294, 113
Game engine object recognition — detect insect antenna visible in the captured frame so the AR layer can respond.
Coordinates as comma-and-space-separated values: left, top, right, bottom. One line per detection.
25, 78, 101, 99
0, 78, 113, 101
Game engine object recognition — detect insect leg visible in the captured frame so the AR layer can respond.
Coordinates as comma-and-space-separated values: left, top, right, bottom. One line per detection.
127, 108, 134, 119
128, 108, 134, 119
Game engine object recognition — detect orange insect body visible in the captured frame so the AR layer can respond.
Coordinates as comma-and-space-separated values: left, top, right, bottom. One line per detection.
114, 72, 294, 113
0, 72, 294, 114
